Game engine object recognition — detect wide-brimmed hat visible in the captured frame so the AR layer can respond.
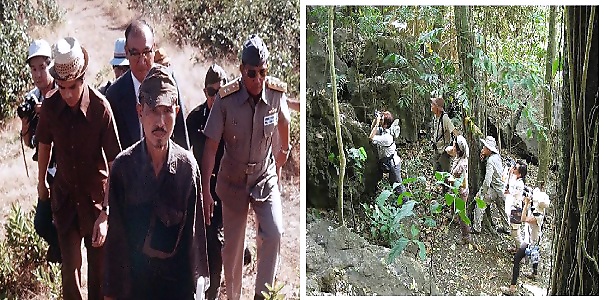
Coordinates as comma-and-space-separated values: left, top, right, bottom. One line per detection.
431, 97, 445, 111
110, 38, 129, 66
26, 39, 52, 63
49, 37, 89, 81
480, 135, 499, 154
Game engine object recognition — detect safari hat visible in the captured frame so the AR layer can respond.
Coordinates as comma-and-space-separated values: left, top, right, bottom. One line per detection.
26, 39, 52, 63
480, 136, 499, 154
110, 38, 129, 66
49, 37, 89, 81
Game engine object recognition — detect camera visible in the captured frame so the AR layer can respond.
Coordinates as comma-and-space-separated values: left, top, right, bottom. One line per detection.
522, 186, 533, 198
17, 93, 39, 122
504, 157, 516, 168
374, 110, 382, 119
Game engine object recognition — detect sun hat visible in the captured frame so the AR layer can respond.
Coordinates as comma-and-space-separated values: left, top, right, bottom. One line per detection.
480, 135, 499, 154
110, 38, 129, 66
49, 37, 89, 81
26, 39, 52, 63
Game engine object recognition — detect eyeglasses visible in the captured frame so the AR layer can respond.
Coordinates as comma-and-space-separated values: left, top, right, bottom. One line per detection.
246, 68, 268, 79
205, 87, 218, 97
128, 48, 154, 60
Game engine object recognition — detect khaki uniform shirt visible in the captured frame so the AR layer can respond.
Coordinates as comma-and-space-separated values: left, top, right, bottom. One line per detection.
36, 85, 122, 235
480, 153, 505, 198
203, 77, 289, 204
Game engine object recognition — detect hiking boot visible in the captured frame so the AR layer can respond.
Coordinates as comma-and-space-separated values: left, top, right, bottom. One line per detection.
244, 247, 252, 266
46, 244, 62, 264
501, 286, 517, 296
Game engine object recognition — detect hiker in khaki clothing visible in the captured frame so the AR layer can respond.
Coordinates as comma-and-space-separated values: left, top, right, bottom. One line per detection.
202, 34, 290, 300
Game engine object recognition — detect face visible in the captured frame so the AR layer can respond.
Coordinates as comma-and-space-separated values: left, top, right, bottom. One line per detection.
430, 102, 439, 115
113, 65, 129, 79
204, 81, 221, 108
126, 29, 155, 81
513, 164, 521, 176
56, 78, 85, 107
28, 56, 51, 90
480, 146, 491, 158
137, 103, 179, 150
240, 62, 268, 97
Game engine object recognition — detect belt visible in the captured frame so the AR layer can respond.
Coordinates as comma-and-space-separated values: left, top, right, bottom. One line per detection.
225, 151, 265, 175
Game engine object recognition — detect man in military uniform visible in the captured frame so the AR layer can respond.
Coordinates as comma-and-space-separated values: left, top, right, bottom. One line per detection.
103, 65, 209, 299
36, 37, 122, 300
19, 39, 61, 263
186, 64, 228, 300
473, 136, 505, 233
202, 34, 290, 300
430, 97, 455, 173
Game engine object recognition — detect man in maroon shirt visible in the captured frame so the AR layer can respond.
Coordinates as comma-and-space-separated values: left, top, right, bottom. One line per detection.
36, 37, 121, 300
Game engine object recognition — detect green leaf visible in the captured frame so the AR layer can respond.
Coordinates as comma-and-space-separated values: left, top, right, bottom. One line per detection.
359, 147, 367, 161
387, 236, 409, 264
475, 196, 487, 209
552, 58, 560, 74
402, 177, 418, 185
414, 240, 427, 260
398, 200, 416, 218
445, 193, 454, 206
424, 217, 437, 227
454, 196, 466, 213
376, 190, 392, 206
430, 201, 442, 214
411, 224, 420, 238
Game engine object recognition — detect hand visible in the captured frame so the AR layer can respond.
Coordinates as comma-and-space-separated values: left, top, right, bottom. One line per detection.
92, 211, 108, 247
275, 149, 288, 168
523, 196, 531, 205
20, 118, 30, 136
203, 190, 214, 225
37, 180, 49, 201
34, 103, 42, 114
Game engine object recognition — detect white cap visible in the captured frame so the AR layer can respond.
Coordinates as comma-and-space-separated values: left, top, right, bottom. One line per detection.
27, 39, 52, 63
110, 38, 129, 66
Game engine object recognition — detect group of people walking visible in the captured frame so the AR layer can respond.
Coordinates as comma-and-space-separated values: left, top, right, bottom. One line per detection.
20, 19, 294, 300
369, 96, 551, 295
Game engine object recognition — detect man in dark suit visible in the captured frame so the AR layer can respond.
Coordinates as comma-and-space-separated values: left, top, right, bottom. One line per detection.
105, 20, 189, 150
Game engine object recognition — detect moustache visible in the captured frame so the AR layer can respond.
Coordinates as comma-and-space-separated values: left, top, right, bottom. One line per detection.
152, 127, 167, 134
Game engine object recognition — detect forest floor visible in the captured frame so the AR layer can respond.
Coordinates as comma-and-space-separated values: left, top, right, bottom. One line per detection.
0, 0, 300, 298
313, 141, 555, 296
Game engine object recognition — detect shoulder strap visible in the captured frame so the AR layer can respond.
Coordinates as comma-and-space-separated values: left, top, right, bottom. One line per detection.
265, 76, 287, 93
219, 79, 240, 98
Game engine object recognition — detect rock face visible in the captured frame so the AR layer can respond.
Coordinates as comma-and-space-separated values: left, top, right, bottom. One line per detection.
306, 216, 435, 296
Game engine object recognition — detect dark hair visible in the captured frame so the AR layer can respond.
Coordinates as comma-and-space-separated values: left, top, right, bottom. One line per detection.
455, 140, 463, 157
516, 160, 528, 181
27, 57, 52, 68
382, 111, 394, 128
125, 20, 154, 43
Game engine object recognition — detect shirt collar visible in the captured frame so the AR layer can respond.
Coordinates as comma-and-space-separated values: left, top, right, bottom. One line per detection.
238, 78, 268, 106
56, 84, 91, 119
131, 71, 142, 101
141, 138, 178, 175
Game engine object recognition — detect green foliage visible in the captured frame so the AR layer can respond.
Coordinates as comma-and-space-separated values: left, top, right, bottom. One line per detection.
0, 203, 61, 297
261, 282, 286, 300
434, 171, 471, 225
0, 0, 62, 121
362, 178, 427, 264
170, 0, 300, 96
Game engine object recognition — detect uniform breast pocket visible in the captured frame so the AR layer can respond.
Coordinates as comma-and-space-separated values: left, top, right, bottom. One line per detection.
263, 112, 278, 138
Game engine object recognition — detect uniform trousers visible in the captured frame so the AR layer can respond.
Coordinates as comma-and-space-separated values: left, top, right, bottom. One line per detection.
222, 195, 283, 300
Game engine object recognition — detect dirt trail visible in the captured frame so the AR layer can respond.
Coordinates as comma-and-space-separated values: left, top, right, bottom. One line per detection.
1, 0, 300, 298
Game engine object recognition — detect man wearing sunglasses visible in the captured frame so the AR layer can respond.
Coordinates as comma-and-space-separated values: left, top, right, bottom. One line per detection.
105, 20, 190, 150
202, 34, 291, 300
186, 64, 228, 300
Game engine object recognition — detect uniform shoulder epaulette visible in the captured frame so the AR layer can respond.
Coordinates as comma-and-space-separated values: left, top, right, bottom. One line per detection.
219, 79, 240, 98
265, 76, 287, 93
45, 88, 58, 99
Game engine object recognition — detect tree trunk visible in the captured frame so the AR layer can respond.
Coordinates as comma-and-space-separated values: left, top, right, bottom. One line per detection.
550, 6, 598, 295
537, 6, 557, 184
329, 6, 346, 226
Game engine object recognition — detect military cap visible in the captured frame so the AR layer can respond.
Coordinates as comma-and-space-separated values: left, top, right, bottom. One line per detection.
205, 64, 227, 87
139, 65, 178, 107
241, 34, 269, 66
